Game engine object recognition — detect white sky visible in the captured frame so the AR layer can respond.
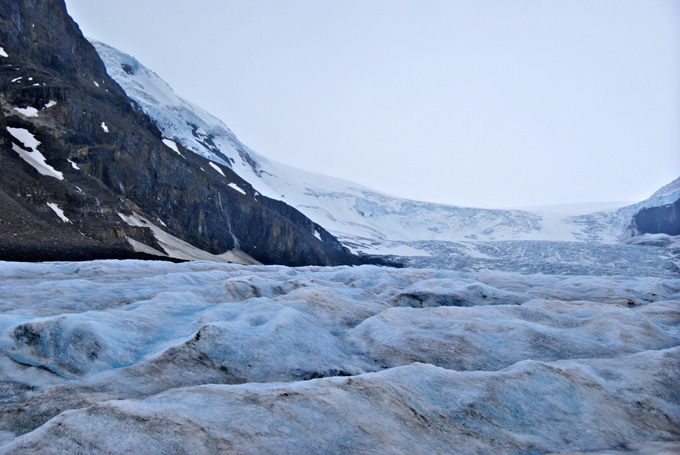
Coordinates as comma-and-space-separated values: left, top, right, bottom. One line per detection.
65, 0, 680, 209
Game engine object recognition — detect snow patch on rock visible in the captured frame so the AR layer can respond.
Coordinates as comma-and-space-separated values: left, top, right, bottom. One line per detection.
7, 127, 63, 180
209, 162, 225, 177
7, 127, 40, 150
118, 212, 260, 265
13, 107, 39, 118
161, 138, 180, 155
46, 203, 71, 223
228, 183, 245, 195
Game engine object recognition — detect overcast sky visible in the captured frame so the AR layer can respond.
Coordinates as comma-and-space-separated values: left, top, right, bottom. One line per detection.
65, 0, 679, 209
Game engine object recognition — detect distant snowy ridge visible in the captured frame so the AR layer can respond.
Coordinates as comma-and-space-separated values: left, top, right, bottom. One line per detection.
92, 41, 677, 253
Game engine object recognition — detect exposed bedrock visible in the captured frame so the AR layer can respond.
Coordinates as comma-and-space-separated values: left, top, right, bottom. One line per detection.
634, 198, 680, 236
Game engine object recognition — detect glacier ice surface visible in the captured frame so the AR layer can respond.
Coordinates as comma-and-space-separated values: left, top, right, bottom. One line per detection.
0, 260, 678, 454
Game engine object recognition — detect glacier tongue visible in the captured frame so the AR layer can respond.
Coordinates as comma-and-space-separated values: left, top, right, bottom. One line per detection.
0, 260, 679, 454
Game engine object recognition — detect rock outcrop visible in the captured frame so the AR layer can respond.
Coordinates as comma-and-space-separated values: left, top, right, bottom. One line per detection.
634, 198, 680, 236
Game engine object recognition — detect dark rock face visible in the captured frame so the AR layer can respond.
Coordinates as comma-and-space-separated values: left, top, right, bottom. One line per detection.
634, 198, 680, 236
0, 0, 363, 266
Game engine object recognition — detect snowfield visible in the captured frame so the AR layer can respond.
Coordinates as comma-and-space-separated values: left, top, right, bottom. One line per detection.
1, 260, 678, 454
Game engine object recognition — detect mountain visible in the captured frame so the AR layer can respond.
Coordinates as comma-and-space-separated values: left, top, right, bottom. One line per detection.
3, 0, 674, 268
92, 41, 680, 258
0, 0, 365, 266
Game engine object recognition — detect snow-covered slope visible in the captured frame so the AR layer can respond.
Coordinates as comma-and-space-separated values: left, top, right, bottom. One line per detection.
94, 41, 661, 254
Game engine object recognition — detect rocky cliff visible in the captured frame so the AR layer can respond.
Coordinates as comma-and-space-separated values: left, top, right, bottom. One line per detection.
0, 0, 364, 266
634, 198, 680, 236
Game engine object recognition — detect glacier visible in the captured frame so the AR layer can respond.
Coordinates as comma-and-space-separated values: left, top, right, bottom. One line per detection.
0, 260, 679, 454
